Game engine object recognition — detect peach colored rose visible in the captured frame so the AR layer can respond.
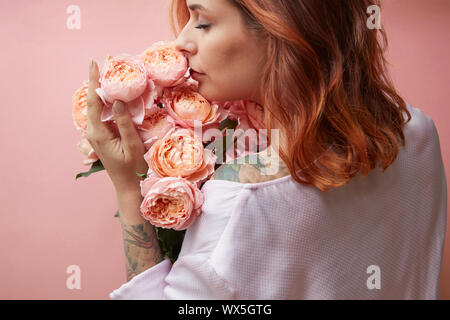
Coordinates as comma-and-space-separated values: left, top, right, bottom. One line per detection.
224, 100, 264, 128
161, 85, 229, 133
98, 78, 158, 126
97, 54, 148, 103
244, 101, 265, 130
152, 84, 165, 104
222, 100, 268, 162
140, 41, 188, 87
136, 107, 176, 152
140, 176, 204, 230
77, 136, 99, 165
179, 76, 199, 92
72, 80, 89, 133
144, 127, 217, 186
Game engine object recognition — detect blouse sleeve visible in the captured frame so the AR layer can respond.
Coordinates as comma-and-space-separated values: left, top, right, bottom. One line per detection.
108, 180, 245, 299
109, 257, 172, 300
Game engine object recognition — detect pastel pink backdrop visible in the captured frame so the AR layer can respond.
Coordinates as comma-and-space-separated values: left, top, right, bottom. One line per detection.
0, 0, 448, 299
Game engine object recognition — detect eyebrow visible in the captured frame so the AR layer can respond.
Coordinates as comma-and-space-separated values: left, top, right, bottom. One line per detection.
188, 4, 208, 12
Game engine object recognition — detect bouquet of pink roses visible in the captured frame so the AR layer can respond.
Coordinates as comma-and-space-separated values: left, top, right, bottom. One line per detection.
72, 41, 267, 262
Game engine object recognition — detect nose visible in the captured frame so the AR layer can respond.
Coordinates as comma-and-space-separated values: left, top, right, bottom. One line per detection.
174, 28, 196, 57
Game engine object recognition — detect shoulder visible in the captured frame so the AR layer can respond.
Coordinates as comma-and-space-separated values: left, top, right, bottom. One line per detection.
404, 104, 440, 147
209, 151, 291, 184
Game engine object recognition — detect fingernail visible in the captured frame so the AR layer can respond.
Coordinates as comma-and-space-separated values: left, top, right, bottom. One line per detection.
113, 101, 125, 114
89, 59, 93, 70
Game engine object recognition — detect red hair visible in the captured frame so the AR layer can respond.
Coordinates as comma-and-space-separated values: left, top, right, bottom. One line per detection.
169, 0, 412, 192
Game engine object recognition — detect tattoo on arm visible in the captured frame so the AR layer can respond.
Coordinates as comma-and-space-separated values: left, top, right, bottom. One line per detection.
210, 153, 289, 183
121, 222, 165, 281
210, 163, 242, 182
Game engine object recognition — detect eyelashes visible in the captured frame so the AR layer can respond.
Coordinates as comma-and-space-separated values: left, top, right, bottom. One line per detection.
195, 24, 211, 30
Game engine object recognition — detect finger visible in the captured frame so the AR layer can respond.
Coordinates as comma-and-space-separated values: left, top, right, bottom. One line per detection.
87, 59, 113, 138
112, 100, 144, 157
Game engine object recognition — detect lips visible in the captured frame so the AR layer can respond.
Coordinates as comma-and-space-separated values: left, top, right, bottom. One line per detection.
189, 67, 205, 75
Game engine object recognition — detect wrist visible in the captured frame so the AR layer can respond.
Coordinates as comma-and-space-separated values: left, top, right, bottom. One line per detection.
112, 173, 143, 193
119, 211, 149, 226
114, 183, 142, 198
115, 188, 146, 224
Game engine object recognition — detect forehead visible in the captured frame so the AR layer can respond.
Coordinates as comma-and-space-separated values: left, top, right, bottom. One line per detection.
186, 0, 233, 14
186, 0, 258, 43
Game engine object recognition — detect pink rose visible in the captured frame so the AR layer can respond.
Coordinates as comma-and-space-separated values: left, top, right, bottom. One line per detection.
176, 76, 199, 92
222, 100, 268, 162
144, 127, 217, 186
95, 54, 156, 126
243, 101, 265, 130
140, 41, 188, 87
97, 54, 148, 103
136, 107, 176, 151
225, 100, 265, 129
140, 176, 205, 230
72, 80, 89, 133
77, 136, 99, 165
161, 86, 229, 133
98, 79, 158, 126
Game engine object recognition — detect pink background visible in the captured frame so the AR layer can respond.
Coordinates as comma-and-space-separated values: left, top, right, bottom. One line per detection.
0, 0, 448, 299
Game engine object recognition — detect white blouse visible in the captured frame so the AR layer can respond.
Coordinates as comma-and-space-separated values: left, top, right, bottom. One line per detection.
109, 103, 447, 299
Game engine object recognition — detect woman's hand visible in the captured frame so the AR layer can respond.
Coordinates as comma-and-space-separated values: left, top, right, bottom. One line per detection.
85, 59, 148, 195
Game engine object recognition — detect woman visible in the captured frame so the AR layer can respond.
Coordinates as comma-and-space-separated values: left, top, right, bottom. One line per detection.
86, 0, 447, 299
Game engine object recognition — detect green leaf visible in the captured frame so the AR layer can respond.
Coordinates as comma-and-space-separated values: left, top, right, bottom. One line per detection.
114, 210, 120, 218
136, 171, 147, 179
206, 118, 240, 151
154, 227, 186, 264
75, 160, 105, 179
219, 118, 238, 131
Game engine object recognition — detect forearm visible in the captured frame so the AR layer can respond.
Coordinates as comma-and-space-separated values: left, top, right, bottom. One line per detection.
116, 190, 165, 282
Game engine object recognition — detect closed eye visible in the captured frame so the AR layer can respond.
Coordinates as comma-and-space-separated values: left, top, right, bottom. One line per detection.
195, 24, 211, 30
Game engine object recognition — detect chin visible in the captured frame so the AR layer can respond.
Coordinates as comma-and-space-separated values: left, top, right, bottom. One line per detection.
196, 81, 241, 102
202, 89, 234, 103
196, 85, 220, 102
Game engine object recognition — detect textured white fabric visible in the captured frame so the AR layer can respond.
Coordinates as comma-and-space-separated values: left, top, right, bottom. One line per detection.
109, 103, 447, 300
109, 257, 172, 300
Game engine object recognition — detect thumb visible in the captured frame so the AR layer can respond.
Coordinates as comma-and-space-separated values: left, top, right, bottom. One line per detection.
113, 100, 142, 154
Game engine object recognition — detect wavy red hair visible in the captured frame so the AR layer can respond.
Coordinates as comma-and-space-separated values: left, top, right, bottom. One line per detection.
168, 0, 412, 192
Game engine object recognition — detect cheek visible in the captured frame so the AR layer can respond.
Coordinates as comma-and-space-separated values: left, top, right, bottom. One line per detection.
201, 40, 239, 73
219, 52, 260, 98
205, 43, 250, 84
197, 30, 261, 100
